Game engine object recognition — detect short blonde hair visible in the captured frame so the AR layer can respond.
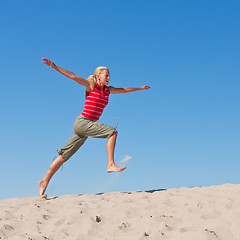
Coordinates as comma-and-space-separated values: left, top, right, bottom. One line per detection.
88, 66, 109, 84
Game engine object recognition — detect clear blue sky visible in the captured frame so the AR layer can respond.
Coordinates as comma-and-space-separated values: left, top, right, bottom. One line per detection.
1, 0, 239, 200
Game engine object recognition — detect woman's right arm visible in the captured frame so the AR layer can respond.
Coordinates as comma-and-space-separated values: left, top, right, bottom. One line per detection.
42, 58, 93, 90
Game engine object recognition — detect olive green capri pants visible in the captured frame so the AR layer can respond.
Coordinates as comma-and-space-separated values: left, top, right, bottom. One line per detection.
57, 115, 116, 162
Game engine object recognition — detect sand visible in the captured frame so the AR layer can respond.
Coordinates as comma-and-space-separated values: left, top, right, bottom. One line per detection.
1, 184, 240, 240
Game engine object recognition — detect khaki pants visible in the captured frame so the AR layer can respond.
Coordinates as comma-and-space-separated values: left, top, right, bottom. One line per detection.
57, 115, 115, 161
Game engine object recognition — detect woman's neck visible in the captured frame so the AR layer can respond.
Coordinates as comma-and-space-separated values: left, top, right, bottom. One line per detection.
97, 81, 105, 90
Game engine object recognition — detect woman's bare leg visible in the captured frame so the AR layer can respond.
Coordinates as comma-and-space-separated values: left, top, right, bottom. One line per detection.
106, 130, 126, 173
38, 155, 65, 196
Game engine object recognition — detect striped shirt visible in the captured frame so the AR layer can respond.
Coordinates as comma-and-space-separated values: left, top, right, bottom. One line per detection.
81, 82, 110, 121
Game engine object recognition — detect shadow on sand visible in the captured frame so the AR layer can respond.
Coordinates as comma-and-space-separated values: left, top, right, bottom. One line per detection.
94, 189, 167, 195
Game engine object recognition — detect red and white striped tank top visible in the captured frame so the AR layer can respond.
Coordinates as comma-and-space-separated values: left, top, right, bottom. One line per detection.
81, 82, 110, 121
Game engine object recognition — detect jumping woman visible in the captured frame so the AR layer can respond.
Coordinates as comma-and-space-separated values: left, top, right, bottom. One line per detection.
39, 58, 150, 197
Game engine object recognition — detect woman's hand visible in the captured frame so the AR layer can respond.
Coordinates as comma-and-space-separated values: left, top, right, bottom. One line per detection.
42, 57, 92, 90
141, 85, 151, 90
42, 58, 56, 69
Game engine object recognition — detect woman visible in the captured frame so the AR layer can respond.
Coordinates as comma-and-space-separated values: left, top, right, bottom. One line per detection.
39, 58, 150, 197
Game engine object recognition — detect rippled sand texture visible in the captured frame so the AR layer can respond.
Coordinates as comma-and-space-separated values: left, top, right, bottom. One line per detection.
1, 184, 240, 240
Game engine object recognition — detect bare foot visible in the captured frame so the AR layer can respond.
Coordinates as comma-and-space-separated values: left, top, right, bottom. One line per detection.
41, 194, 47, 199
38, 180, 48, 197
107, 165, 126, 173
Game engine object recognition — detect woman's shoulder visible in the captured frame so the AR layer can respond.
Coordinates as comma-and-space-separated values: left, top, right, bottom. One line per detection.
86, 80, 96, 92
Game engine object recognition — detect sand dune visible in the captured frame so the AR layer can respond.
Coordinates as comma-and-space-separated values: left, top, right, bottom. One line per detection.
1, 184, 240, 240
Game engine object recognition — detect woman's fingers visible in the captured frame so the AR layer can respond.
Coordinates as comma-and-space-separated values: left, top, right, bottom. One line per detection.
42, 58, 49, 63
42, 58, 49, 65
42, 58, 55, 68
142, 85, 151, 90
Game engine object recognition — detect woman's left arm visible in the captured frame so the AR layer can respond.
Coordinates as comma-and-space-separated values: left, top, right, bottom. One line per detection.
109, 85, 150, 94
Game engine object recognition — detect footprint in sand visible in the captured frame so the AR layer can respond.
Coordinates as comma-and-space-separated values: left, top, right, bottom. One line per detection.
119, 222, 130, 229
54, 218, 65, 226
3, 224, 14, 231
165, 224, 174, 230
42, 214, 51, 220
95, 216, 101, 223
119, 222, 131, 233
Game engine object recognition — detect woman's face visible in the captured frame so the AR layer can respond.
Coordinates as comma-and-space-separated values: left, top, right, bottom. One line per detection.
98, 70, 110, 86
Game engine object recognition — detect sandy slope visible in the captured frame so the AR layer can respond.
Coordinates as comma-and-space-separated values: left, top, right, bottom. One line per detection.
1, 184, 240, 240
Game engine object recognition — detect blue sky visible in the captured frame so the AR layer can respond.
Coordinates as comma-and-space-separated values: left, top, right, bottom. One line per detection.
0, 0, 239, 200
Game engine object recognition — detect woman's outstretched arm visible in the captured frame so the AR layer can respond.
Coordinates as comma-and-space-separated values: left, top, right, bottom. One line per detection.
109, 85, 150, 94
42, 58, 93, 90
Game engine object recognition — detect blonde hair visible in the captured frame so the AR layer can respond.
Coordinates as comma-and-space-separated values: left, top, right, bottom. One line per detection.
88, 66, 109, 84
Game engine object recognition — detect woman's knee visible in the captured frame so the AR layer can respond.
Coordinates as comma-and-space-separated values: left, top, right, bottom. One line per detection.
109, 129, 118, 139
113, 130, 118, 137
